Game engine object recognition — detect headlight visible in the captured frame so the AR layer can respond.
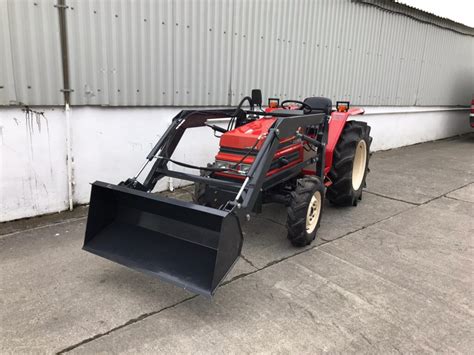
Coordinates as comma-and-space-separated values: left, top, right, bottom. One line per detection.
215, 160, 230, 169
215, 160, 251, 175
239, 163, 251, 174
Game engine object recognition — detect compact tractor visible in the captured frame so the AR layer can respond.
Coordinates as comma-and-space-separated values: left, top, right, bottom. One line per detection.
83, 90, 372, 296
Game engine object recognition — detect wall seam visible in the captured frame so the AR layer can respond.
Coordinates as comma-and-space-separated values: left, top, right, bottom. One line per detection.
6, 0, 19, 104
227, 0, 236, 106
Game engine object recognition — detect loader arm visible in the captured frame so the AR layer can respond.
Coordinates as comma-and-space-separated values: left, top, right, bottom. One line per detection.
83, 108, 326, 297
142, 109, 239, 191
238, 113, 327, 212
139, 109, 325, 214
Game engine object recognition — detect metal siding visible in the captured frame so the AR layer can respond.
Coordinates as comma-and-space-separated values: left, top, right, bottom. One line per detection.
396, 18, 428, 106
173, 0, 233, 106
229, 0, 473, 106
67, 0, 174, 105
5, 0, 63, 105
1, 0, 473, 107
0, 0, 16, 105
417, 28, 474, 106
366, 0, 473, 36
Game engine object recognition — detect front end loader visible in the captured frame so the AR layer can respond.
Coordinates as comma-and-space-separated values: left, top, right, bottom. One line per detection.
83, 90, 372, 296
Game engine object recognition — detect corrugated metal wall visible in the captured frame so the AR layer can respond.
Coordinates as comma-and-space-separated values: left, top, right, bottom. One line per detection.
0, 0, 64, 105
0, 0, 472, 107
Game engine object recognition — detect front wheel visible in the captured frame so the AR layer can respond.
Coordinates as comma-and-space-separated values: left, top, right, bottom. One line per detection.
287, 177, 325, 247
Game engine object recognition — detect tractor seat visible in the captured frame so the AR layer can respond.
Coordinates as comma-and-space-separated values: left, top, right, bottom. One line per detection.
304, 97, 332, 115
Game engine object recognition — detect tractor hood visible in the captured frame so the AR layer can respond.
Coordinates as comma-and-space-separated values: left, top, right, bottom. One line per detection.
219, 117, 277, 150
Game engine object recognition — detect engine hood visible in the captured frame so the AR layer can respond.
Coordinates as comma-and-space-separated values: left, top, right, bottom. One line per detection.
219, 117, 277, 150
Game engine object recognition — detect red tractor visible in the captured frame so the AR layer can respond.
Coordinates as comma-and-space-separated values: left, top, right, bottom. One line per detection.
83, 90, 372, 296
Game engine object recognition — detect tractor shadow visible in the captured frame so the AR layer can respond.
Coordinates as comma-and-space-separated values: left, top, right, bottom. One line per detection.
241, 190, 411, 270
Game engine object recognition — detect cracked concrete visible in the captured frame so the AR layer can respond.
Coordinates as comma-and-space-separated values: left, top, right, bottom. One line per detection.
0, 133, 473, 353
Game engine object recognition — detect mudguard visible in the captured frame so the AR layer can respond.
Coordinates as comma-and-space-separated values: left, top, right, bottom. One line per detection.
325, 108, 365, 176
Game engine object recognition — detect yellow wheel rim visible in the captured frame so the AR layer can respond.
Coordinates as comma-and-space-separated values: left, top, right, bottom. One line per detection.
352, 140, 367, 190
306, 191, 322, 234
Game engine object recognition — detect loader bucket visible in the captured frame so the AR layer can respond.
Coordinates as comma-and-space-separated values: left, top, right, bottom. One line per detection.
83, 181, 243, 297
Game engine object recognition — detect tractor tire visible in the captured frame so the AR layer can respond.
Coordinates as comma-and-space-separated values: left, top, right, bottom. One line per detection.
327, 121, 372, 206
287, 177, 325, 247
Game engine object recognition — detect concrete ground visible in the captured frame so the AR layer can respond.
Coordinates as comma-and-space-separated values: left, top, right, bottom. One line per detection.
1, 134, 473, 354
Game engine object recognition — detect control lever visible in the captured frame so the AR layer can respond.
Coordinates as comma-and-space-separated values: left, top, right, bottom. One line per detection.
205, 123, 228, 134
296, 132, 322, 148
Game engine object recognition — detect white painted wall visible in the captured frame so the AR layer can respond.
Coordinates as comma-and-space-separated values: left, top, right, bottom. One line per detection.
71, 107, 222, 204
0, 107, 69, 221
1, 105, 472, 222
361, 107, 471, 151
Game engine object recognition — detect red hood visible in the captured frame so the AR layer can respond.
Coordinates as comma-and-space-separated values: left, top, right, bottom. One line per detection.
219, 117, 277, 149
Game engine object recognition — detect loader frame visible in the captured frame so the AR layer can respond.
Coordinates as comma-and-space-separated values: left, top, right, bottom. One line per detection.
82, 99, 367, 297
125, 108, 328, 217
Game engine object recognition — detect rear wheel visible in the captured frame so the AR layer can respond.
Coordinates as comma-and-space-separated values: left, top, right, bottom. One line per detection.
327, 121, 372, 206
287, 177, 325, 247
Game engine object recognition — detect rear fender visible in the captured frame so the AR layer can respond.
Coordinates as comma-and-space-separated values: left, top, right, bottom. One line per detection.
324, 108, 365, 175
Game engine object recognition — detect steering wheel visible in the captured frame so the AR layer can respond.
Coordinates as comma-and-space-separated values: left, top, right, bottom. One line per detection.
281, 100, 312, 114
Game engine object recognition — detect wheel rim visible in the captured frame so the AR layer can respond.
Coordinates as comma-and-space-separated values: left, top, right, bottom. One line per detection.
352, 140, 367, 190
306, 191, 322, 234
